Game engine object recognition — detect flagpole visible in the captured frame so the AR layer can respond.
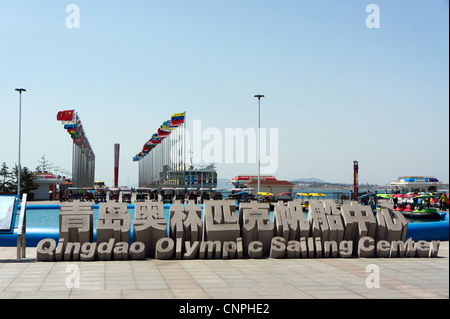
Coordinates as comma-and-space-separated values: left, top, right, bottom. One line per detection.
15, 88, 26, 198
254, 95, 264, 194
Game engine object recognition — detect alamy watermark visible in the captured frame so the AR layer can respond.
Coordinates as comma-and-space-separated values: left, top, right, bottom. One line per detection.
366, 4, 380, 29
169, 120, 279, 175
66, 4, 80, 29
65, 264, 80, 288
365, 264, 380, 288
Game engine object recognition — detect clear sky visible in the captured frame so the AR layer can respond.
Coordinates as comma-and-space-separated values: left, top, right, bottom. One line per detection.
0, 0, 448, 187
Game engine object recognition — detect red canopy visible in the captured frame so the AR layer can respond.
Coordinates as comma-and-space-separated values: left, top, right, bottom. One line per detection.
392, 194, 409, 198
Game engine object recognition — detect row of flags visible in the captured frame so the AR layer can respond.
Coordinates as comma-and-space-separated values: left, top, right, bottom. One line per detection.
133, 112, 185, 162
56, 109, 95, 159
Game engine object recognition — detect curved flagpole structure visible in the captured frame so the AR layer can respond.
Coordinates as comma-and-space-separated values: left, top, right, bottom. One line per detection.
56, 110, 95, 188
134, 112, 186, 188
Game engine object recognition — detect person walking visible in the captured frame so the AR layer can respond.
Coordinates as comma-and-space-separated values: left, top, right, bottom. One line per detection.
439, 193, 448, 211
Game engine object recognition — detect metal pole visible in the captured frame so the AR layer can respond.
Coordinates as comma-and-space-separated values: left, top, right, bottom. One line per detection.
254, 95, 264, 194
15, 88, 26, 198
258, 98, 260, 194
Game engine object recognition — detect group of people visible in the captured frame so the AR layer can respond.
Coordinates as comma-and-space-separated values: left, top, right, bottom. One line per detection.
385, 190, 449, 211
391, 192, 448, 211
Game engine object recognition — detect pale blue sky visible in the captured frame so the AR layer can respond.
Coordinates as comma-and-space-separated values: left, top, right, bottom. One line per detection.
0, 0, 448, 186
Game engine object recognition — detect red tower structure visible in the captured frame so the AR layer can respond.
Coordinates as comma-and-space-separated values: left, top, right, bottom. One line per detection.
353, 160, 359, 200
114, 144, 120, 188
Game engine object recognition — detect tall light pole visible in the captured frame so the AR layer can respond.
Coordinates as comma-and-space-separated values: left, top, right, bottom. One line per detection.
15, 88, 26, 199
254, 95, 264, 194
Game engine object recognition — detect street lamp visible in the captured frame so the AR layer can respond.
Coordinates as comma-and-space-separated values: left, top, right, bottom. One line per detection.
15, 88, 26, 199
254, 95, 264, 194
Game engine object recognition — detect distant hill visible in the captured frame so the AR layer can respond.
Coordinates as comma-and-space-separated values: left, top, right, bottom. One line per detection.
290, 178, 383, 191
290, 178, 325, 183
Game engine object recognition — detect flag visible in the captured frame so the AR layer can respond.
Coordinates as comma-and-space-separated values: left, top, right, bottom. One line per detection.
167, 120, 178, 128
64, 123, 79, 130
158, 128, 171, 136
163, 121, 176, 130
171, 112, 185, 125
57, 110, 75, 121
132, 112, 186, 162
161, 123, 175, 131
151, 138, 162, 144
152, 133, 167, 141
69, 130, 80, 139
143, 144, 156, 151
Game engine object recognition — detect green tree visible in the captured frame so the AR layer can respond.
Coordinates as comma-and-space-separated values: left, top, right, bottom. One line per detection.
12, 165, 38, 196
0, 162, 13, 193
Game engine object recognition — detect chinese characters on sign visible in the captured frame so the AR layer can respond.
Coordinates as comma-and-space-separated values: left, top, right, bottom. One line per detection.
37, 200, 440, 261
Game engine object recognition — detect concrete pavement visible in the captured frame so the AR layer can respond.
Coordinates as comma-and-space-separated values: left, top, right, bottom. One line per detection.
0, 242, 448, 299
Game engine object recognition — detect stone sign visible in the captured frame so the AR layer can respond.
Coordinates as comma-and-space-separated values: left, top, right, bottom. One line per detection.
36, 200, 440, 261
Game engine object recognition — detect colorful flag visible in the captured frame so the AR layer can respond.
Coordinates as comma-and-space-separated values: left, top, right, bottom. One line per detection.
143, 144, 156, 151
57, 110, 75, 121
158, 128, 171, 136
172, 112, 185, 118
132, 112, 186, 162
161, 123, 174, 132
162, 121, 176, 130
167, 120, 178, 128
171, 112, 185, 125
64, 123, 79, 130
151, 139, 162, 144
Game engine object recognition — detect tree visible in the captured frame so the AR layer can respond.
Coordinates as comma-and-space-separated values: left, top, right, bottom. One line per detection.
36, 154, 53, 172
21, 167, 39, 195
0, 162, 13, 193
12, 165, 38, 196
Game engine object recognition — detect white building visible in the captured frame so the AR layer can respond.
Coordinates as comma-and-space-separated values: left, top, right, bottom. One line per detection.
31, 173, 58, 200
245, 179, 295, 195
388, 176, 440, 194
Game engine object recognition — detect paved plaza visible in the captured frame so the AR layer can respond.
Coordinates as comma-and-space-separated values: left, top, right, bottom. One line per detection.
0, 242, 448, 299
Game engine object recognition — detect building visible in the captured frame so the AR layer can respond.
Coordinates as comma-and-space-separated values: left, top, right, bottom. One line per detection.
167, 167, 218, 189
388, 176, 441, 194
31, 172, 58, 200
245, 179, 295, 195
231, 175, 277, 188
139, 162, 218, 189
